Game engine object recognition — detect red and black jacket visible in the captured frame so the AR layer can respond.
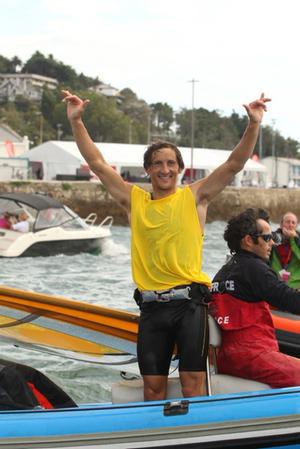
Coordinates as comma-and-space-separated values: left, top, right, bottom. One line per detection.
210, 250, 300, 353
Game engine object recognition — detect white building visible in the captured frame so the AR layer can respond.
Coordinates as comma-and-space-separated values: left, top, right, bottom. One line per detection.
25, 141, 268, 185
0, 74, 58, 102
89, 82, 120, 98
261, 156, 300, 188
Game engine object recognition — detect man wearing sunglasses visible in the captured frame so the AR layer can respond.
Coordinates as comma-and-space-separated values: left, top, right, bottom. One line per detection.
210, 208, 300, 388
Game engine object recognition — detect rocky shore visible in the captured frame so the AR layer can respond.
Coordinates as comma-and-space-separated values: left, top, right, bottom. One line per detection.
1, 181, 300, 225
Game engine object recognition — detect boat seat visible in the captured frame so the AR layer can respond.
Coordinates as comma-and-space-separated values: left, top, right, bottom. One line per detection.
111, 315, 270, 404
111, 377, 182, 404
111, 373, 270, 404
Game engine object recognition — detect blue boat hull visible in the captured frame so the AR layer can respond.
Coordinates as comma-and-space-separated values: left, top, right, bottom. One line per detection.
1, 388, 300, 448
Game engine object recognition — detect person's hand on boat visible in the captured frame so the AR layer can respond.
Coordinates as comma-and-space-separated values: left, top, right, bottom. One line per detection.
62, 90, 90, 122
243, 93, 271, 124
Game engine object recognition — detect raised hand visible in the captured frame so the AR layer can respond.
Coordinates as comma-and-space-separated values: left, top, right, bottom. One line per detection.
243, 93, 271, 124
61, 90, 90, 122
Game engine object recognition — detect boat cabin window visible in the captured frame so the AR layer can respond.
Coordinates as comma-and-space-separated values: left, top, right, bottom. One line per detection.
36, 208, 73, 229
35, 207, 88, 231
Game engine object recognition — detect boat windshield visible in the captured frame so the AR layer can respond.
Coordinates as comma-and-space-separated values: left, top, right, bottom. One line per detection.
35, 208, 75, 230
35, 207, 89, 231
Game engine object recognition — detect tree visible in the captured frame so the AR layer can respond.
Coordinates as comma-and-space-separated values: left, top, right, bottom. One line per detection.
53, 90, 131, 143
41, 88, 60, 125
0, 55, 11, 73
259, 126, 300, 159
11, 56, 22, 72
150, 102, 174, 131
118, 88, 150, 143
0, 55, 22, 73
176, 107, 240, 149
22, 51, 77, 87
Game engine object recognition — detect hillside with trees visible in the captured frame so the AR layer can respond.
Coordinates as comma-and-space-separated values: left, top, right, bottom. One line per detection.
0, 51, 299, 158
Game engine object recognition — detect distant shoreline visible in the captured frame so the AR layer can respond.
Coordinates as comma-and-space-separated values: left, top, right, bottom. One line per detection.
1, 181, 300, 225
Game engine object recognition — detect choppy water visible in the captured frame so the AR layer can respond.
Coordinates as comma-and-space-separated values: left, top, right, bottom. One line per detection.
0, 222, 228, 404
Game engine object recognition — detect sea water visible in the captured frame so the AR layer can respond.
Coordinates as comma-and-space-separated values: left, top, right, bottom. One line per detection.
0, 222, 228, 403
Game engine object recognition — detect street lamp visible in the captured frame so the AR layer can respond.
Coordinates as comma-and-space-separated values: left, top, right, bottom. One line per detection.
147, 106, 152, 144
128, 120, 132, 144
34, 112, 44, 145
188, 79, 199, 181
258, 124, 263, 160
56, 123, 63, 140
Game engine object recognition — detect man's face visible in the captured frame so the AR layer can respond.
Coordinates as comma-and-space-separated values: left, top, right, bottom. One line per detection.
282, 213, 298, 232
146, 147, 181, 194
249, 219, 274, 261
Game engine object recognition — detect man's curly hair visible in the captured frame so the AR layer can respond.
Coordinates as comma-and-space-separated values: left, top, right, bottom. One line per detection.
224, 208, 270, 254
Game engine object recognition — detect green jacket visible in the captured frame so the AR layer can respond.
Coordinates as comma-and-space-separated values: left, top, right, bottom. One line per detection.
270, 232, 300, 289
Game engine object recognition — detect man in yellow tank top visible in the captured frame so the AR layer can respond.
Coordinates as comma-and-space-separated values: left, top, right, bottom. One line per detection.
63, 90, 270, 401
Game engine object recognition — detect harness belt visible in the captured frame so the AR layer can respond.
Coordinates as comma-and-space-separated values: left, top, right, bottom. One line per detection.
134, 283, 212, 307
140, 285, 191, 303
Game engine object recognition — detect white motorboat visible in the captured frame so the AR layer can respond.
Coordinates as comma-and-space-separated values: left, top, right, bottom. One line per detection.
0, 192, 113, 257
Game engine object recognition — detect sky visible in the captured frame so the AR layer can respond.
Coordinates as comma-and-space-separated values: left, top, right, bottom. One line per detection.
2, 0, 300, 143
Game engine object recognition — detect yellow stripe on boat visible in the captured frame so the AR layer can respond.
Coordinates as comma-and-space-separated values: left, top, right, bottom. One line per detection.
0, 285, 139, 342
0, 313, 120, 355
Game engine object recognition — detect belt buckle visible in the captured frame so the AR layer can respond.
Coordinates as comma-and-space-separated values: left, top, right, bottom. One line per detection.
170, 286, 191, 300
182, 286, 191, 300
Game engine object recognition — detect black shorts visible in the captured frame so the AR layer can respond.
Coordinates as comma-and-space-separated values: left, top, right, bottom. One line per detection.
137, 299, 208, 376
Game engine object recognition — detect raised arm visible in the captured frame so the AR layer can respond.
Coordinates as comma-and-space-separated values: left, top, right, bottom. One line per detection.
62, 90, 132, 212
190, 93, 271, 205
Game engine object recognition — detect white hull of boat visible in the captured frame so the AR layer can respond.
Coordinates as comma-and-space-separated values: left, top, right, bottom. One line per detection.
0, 226, 112, 257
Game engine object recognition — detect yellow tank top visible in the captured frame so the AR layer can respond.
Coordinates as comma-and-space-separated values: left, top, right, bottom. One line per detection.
131, 185, 211, 290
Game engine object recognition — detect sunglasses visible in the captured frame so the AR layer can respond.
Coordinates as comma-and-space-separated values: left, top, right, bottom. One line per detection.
253, 233, 274, 242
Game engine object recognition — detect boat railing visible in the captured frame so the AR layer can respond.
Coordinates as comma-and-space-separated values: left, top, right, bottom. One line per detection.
84, 213, 113, 227
84, 213, 98, 226
99, 216, 114, 227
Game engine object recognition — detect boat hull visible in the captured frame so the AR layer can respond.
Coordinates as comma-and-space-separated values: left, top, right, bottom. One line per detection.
1, 389, 300, 448
16, 237, 103, 257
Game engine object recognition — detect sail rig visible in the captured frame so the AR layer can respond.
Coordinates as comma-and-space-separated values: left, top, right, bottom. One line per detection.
0, 285, 139, 365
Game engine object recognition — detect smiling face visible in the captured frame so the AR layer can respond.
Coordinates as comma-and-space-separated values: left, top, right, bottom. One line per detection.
146, 147, 182, 198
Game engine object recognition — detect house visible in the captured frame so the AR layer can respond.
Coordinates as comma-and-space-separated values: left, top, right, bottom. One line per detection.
25, 141, 268, 186
89, 82, 120, 98
261, 156, 300, 187
0, 74, 58, 102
